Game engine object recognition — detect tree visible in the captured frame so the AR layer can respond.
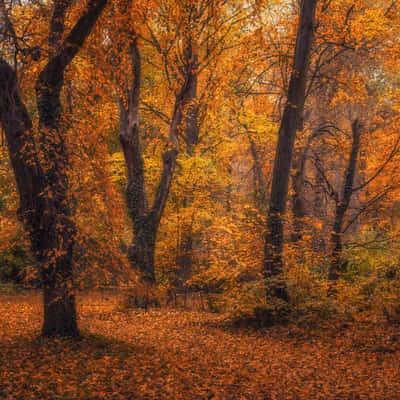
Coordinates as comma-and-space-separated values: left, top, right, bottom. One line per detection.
328, 119, 362, 281
117, 33, 178, 286
264, 0, 318, 305
0, 0, 107, 337
114, 12, 202, 287
110, 0, 243, 293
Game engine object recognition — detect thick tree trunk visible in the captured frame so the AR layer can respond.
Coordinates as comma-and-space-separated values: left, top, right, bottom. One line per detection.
38, 215, 78, 337
129, 222, 157, 284
0, 59, 79, 337
38, 0, 107, 337
0, 0, 107, 337
125, 148, 177, 293
42, 286, 78, 337
36, 58, 79, 338
328, 120, 361, 281
264, 0, 317, 303
329, 215, 344, 281
126, 145, 178, 286
177, 234, 193, 281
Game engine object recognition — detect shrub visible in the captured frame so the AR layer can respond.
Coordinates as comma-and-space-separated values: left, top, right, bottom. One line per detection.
0, 244, 28, 284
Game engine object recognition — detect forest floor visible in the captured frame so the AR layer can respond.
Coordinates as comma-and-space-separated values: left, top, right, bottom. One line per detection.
1, 292, 400, 399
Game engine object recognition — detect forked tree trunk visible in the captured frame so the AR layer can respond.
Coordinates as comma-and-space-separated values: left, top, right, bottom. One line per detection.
264, 0, 317, 303
118, 37, 179, 287
126, 148, 178, 286
0, 58, 78, 337
0, 0, 107, 337
119, 35, 198, 291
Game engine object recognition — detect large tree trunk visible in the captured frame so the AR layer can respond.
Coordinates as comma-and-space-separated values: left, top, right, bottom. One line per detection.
328, 120, 361, 281
264, 0, 317, 303
0, 57, 79, 337
0, 0, 107, 337
0, 58, 79, 337
175, 198, 194, 291
129, 221, 157, 284
38, 0, 107, 337
35, 80, 79, 336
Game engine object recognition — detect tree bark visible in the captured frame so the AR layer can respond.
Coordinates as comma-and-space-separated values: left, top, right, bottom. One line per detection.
264, 0, 317, 303
328, 120, 361, 281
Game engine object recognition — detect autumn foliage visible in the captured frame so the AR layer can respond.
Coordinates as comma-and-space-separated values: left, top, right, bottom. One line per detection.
1, 0, 400, 398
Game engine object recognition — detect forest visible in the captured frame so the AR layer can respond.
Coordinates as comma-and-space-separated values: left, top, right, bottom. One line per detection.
1, 0, 400, 398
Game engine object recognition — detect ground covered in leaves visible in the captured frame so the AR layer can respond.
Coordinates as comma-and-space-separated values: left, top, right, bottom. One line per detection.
1, 292, 400, 399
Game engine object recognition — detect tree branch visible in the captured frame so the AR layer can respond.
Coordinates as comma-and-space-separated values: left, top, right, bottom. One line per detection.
38, 0, 107, 88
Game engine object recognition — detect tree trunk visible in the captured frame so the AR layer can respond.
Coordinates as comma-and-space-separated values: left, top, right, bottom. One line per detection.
129, 221, 157, 284
176, 39, 199, 288
291, 148, 308, 242
264, 0, 317, 303
42, 286, 78, 337
117, 33, 201, 292
35, 58, 79, 338
328, 120, 361, 281
0, 0, 107, 337
0, 58, 79, 337
118, 37, 180, 288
